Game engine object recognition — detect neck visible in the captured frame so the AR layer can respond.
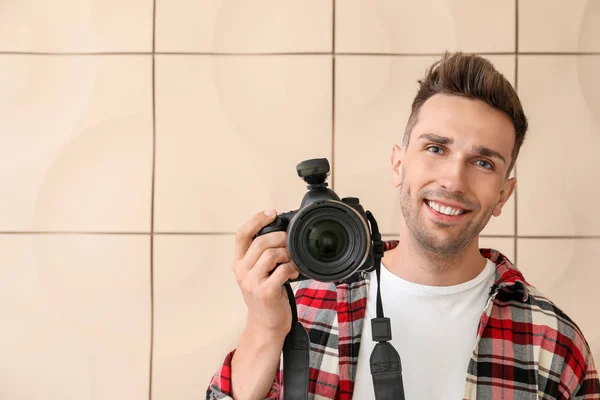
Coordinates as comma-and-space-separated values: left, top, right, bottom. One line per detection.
382, 226, 487, 287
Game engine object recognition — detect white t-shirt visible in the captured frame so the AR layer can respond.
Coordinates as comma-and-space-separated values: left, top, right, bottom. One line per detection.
352, 259, 496, 400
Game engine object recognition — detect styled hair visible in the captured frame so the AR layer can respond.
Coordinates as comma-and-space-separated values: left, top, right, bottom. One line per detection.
403, 52, 528, 177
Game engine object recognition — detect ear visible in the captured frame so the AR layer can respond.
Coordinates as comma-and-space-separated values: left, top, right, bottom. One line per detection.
391, 144, 404, 187
493, 177, 517, 217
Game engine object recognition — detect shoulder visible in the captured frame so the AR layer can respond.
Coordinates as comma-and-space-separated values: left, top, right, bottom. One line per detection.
510, 282, 596, 388
485, 249, 595, 381
526, 285, 593, 356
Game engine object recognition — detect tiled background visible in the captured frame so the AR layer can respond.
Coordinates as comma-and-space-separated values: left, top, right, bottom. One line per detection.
0, 1, 598, 399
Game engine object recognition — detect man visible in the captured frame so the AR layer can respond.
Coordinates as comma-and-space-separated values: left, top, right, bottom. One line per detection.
206, 52, 599, 399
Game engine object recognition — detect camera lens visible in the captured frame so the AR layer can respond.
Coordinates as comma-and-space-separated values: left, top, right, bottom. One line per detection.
287, 200, 370, 282
306, 220, 349, 262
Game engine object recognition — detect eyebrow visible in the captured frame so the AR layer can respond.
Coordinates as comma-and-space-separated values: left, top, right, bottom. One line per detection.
418, 133, 452, 145
418, 133, 507, 164
472, 145, 506, 164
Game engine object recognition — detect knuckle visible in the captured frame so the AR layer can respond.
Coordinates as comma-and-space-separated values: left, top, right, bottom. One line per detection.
277, 262, 289, 272
285, 263, 300, 277
254, 235, 267, 248
283, 264, 296, 276
275, 231, 287, 244
239, 280, 250, 293
235, 227, 246, 241
264, 248, 278, 261
234, 271, 244, 285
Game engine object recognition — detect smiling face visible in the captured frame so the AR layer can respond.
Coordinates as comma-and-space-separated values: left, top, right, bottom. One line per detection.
392, 93, 517, 257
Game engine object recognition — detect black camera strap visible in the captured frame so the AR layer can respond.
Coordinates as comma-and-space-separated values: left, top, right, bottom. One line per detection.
282, 282, 310, 400
281, 212, 405, 400
366, 211, 406, 400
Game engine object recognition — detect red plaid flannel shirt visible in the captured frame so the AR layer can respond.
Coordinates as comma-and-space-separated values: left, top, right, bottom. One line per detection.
206, 240, 599, 399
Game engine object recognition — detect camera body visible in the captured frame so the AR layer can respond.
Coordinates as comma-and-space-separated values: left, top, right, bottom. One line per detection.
255, 158, 381, 282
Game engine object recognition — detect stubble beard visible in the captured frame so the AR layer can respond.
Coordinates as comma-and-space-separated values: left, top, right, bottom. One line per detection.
398, 167, 493, 265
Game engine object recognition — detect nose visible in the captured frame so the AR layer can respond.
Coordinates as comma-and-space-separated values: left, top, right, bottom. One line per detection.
438, 162, 468, 194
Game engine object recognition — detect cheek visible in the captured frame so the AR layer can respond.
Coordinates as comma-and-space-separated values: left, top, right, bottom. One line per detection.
472, 186, 501, 212
406, 157, 436, 179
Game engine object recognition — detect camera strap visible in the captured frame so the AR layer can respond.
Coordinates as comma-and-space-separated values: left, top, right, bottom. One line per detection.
281, 212, 405, 400
366, 211, 406, 400
282, 282, 310, 400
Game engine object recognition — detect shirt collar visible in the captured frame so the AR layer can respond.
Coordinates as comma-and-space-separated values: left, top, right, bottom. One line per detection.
480, 247, 530, 302
347, 240, 530, 302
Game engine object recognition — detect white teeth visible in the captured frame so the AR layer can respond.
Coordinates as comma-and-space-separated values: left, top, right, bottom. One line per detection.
427, 200, 465, 216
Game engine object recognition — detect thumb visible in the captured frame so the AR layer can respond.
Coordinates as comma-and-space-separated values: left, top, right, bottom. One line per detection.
263, 209, 277, 217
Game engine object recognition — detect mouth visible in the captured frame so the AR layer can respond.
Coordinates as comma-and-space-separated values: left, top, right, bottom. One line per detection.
423, 199, 472, 221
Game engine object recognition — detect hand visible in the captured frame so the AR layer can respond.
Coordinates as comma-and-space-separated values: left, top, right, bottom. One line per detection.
232, 209, 300, 338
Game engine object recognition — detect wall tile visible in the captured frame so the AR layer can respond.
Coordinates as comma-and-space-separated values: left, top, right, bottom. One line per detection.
519, 0, 600, 52
156, 0, 332, 53
336, 0, 515, 53
154, 55, 332, 233
479, 237, 515, 262
517, 56, 600, 236
0, 55, 153, 232
0, 234, 150, 399
153, 234, 246, 399
0, 0, 152, 52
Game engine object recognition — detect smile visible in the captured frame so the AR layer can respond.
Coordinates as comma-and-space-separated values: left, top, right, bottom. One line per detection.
424, 200, 471, 219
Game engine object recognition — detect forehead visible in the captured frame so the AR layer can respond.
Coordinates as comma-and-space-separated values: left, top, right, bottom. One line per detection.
413, 94, 515, 156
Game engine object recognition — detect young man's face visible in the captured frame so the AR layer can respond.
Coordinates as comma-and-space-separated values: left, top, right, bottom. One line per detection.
392, 93, 517, 256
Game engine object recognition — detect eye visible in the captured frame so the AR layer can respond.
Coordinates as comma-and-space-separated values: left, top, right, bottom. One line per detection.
475, 160, 494, 170
426, 145, 443, 154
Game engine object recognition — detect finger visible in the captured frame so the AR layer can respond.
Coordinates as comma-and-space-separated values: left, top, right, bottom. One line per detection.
242, 231, 287, 272
264, 262, 300, 289
233, 209, 278, 261
247, 247, 291, 283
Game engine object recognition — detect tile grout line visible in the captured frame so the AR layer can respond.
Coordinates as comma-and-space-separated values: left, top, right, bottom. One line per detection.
331, 0, 336, 190
0, 231, 152, 235
514, 0, 519, 265
3, 51, 600, 56
149, 0, 157, 397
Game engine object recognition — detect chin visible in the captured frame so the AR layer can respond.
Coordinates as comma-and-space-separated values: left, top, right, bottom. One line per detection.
416, 229, 472, 252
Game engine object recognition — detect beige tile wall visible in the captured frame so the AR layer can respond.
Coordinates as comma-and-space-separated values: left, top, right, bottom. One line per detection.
0, 1, 598, 398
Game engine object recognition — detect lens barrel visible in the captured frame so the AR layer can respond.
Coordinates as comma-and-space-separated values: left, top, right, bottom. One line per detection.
287, 200, 370, 282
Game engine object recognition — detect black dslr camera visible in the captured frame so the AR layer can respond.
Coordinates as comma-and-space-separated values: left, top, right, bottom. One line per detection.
255, 158, 384, 282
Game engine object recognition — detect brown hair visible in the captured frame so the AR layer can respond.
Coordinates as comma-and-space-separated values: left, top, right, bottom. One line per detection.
403, 52, 528, 177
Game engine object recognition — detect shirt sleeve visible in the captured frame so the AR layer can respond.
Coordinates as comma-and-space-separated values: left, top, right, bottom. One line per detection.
572, 350, 600, 399
205, 349, 283, 400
